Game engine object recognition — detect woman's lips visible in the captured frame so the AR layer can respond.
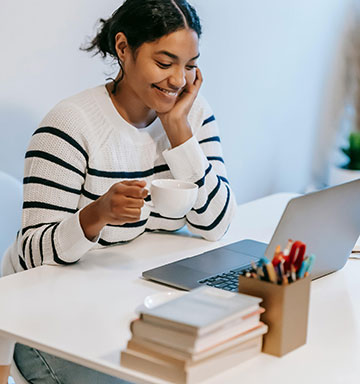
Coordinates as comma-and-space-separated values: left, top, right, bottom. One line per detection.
152, 84, 179, 97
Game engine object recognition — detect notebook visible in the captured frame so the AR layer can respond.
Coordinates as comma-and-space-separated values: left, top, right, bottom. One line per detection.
142, 179, 360, 291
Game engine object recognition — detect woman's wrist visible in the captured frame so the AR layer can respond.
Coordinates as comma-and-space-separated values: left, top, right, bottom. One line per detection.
162, 118, 193, 148
79, 200, 107, 241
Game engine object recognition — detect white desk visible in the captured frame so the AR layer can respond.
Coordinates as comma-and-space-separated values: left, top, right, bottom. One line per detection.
0, 193, 359, 384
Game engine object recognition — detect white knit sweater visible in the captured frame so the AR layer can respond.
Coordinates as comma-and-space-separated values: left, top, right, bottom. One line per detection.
5, 85, 237, 274
0, 85, 237, 363
0, 85, 236, 365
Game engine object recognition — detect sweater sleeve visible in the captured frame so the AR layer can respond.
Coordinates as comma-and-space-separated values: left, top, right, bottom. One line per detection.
162, 97, 237, 241
18, 101, 97, 269
0, 335, 15, 365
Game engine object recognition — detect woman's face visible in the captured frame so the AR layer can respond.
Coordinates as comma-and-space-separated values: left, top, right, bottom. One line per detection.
118, 28, 200, 113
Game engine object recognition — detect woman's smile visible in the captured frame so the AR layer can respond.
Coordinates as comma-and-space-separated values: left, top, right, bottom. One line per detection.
152, 84, 180, 99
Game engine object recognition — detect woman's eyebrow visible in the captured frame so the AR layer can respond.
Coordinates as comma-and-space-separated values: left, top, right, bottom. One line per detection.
154, 50, 200, 61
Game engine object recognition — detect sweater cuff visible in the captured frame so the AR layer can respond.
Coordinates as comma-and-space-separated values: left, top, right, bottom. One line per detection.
0, 335, 15, 365
163, 136, 208, 182
56, 210, 100, 263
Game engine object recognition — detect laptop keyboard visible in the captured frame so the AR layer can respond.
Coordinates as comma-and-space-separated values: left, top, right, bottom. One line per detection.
198, 264, 252, 292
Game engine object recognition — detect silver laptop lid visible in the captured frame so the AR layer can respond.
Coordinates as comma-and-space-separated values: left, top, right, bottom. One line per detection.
264, 179, 360, 279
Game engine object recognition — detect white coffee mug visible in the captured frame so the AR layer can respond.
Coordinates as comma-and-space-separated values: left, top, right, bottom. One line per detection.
145, 179, 198, 218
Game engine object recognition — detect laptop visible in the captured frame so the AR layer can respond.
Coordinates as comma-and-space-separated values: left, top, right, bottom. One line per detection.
142, 179, 360, 291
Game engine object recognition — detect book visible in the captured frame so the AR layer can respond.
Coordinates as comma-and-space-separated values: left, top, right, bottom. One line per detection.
139, 286, 262, 336
131, 309, 264, 353
121, 333, 263, 384
127, 322, 268, 362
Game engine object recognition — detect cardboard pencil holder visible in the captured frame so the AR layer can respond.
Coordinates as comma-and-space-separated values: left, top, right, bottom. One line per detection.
238, 275, 311, 357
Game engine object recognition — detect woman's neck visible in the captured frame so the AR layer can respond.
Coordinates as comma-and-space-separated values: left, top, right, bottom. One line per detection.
106, 79, 157, 129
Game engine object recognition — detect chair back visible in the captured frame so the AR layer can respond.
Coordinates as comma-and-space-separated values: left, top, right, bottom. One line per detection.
0, 171, 22, 265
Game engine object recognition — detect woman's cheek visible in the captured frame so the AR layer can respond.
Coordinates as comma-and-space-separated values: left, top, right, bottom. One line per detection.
186, 70, 196, 86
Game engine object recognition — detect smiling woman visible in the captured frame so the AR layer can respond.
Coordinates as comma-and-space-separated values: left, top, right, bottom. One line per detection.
0, 0, 237, 383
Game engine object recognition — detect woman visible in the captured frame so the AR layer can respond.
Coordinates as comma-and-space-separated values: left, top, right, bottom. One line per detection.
0, 0, 237, 382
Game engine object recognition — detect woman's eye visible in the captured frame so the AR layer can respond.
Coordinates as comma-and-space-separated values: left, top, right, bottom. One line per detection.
186, 65, 197, 70
157, 62, 171, 69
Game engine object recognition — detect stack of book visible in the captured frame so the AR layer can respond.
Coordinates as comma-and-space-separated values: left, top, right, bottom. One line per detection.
121, 286, 268, 383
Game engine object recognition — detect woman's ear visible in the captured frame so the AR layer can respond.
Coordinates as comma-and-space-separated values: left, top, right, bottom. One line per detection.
114, 32, 129, 63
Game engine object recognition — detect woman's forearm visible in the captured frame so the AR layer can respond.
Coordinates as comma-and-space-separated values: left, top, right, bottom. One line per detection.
161, 117, 193, 148
79, 200, 106, 241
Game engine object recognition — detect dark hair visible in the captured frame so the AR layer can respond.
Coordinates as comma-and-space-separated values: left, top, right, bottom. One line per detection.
83, 0, 202, 62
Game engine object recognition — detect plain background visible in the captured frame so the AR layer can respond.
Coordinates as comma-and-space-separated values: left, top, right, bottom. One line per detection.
0, 0, 355, 203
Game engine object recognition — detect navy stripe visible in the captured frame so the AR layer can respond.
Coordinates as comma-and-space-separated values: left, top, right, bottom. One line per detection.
22, 236, 29, 265
22, 222, 57, 236
195, 164, 212, 188
107, 219, 148, 228
87, 164, 169, 179
98, 230, 147, 246
219, 176, 229, 184
199, 136, 221, 144
81, 188, 100, 201
18, 255, 28, 271
23, 202, 77, 214
207, 156, 224, 164
193, 177, 221, 214
34, 127, 88, 162
145, 228, 181, 234
149, 212, 185, 221
29, 236, 35, 268
51, 223, 79, 265
24, 177, 81, 195
25, 151, 85, 178
187, 184, 230, 231
98, 238, 131, 246
202, 115, 215, 126
40, 223, 55, 264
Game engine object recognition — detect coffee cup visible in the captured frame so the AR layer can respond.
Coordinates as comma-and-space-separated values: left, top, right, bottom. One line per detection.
145, 179, 198, 218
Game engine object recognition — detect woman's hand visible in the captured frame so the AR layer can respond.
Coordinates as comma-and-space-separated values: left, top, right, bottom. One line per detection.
158, 68, 203, 148
79, 180, 148, 240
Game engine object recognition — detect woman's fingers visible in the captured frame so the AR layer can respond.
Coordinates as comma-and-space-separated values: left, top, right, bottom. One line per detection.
125, 196, 145, 208
112, 181, 148, 199
121, 179, 147, 188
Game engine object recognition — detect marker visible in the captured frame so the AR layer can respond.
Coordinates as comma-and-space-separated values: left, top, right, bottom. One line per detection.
305, 254, 316, 274
297, 256, 308, 279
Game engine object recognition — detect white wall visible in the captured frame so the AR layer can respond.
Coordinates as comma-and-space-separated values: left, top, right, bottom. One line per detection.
0, 0, 353, 203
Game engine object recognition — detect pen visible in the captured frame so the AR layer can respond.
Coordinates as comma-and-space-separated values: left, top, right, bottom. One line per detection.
271, 245, 282, 266
290, 264, 297, 282
283, 239, 293, 257
265, 262, 278, 283
275, 264, 282, 284
256, 265, 264, 280
251, 260, 258, 272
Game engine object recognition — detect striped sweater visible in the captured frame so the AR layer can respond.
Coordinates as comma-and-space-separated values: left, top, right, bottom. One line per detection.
5, 85, 237, 274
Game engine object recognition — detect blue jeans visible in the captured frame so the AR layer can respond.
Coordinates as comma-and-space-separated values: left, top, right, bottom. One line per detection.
14, 344, 132, 384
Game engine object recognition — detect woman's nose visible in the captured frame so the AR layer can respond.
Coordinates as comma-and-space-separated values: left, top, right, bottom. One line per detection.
169, 67, 186, 89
